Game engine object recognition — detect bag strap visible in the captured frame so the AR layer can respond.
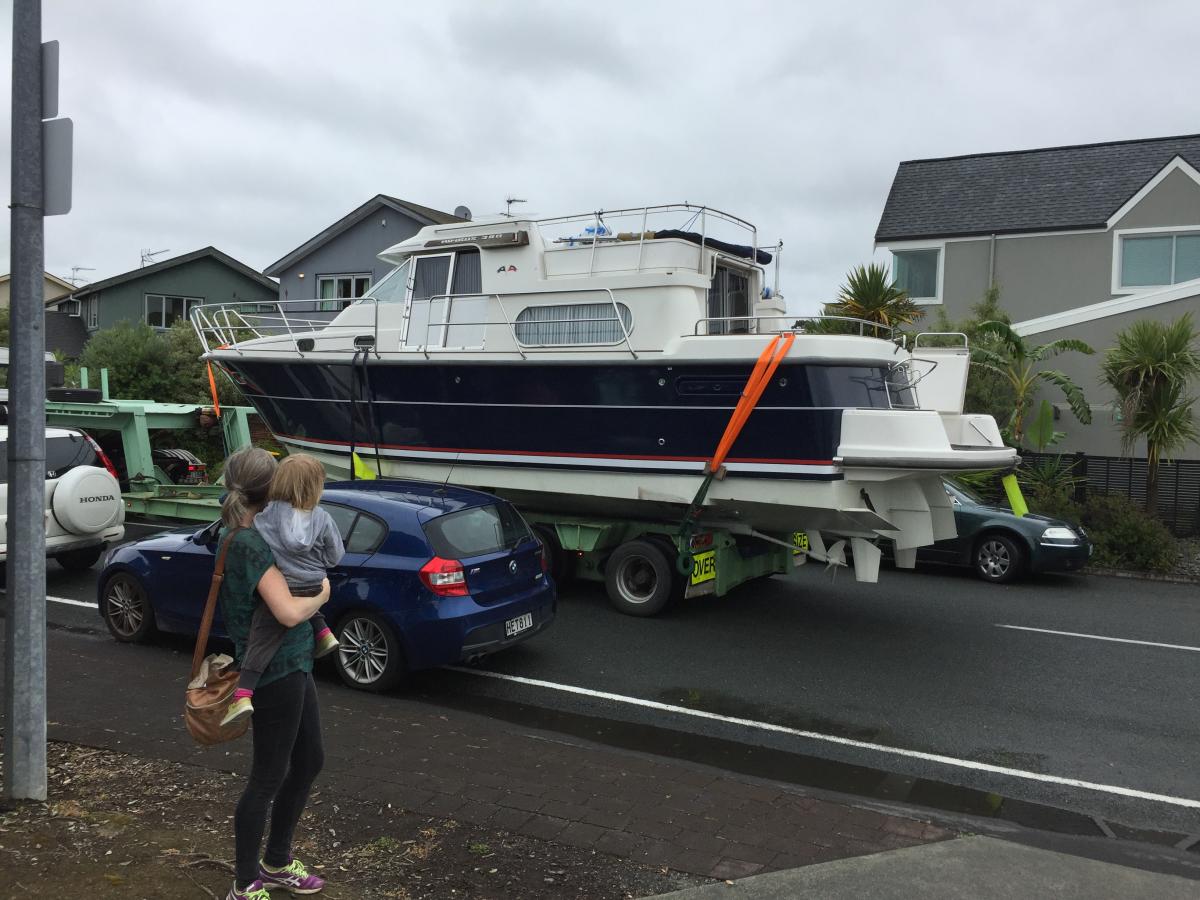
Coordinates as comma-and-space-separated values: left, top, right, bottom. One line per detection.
190, 525, 245, 680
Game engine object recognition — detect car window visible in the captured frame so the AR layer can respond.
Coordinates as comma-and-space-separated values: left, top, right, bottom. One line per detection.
345, 513, 386, 554
46, 433, 98, 480
424, 502, 532, 558
321, 502, 359, 542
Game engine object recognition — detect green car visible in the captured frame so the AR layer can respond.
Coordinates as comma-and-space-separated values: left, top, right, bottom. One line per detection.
914, 479, 1092, 584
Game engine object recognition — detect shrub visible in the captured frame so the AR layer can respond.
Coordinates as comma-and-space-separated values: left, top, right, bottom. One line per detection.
1076, 493, 1177, 573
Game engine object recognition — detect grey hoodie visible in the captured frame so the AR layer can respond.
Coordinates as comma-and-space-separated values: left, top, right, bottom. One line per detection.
254, 500, 345, 589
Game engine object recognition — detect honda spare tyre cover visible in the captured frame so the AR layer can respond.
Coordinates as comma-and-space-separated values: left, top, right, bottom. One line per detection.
52, 466, 122, 534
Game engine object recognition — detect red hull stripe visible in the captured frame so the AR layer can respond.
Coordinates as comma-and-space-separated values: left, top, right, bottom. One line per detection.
273, 432, 835, 467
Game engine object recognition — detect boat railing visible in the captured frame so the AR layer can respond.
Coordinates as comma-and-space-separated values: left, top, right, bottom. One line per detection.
534, 203, 761, 279
694, 314, 899, 338
191, 287, 641, 360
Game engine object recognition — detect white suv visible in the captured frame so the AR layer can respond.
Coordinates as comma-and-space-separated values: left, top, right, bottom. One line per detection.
0, 426, 125, 570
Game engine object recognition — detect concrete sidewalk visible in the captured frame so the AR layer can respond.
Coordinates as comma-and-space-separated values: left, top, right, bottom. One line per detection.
650, 836, 1200, 899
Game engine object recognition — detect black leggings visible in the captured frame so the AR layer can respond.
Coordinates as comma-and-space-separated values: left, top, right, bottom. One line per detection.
234, 670, 325, 886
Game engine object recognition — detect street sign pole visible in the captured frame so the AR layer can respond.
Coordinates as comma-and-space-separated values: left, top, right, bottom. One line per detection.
4, 0, 47, 802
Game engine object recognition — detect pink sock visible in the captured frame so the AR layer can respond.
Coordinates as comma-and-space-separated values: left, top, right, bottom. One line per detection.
234, 688, 253, 700
316, 627, 333, 640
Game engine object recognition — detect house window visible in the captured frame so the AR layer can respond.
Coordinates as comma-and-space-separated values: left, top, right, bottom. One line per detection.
1119, 232, 1200, 288
87, 296, 99, 329
893, 249, 940, 301
145, 294, 202, 329
514, 302, 633, 346
61, 299, 80, 317
318, 274, 371, 311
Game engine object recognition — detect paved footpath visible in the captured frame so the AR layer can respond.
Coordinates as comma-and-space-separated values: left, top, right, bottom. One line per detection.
26, 629, 949, 882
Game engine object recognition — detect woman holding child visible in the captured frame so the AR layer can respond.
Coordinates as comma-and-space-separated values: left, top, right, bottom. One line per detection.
217, 447, 342, 899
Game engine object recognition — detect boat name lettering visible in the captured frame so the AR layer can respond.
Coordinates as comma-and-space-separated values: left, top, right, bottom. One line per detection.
496, 264, 518, 273
425, 230, 529, 249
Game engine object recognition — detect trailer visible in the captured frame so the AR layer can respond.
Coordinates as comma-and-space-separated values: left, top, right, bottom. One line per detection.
525, 512, 816, 616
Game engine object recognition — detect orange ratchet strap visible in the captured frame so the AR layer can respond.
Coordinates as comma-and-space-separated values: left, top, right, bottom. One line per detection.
706, 332, 795, 474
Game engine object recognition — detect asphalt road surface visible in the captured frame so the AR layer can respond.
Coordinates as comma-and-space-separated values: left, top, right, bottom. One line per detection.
26, 519, 1200, 837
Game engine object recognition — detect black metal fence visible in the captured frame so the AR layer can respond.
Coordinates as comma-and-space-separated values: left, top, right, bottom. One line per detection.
1022, 451, 1200, 537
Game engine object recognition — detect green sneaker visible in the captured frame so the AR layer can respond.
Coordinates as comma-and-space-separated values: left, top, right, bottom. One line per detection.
220, 695, 253, 728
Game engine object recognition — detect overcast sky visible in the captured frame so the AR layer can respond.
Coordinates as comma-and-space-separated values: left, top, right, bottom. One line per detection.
1, 0, 1197, 313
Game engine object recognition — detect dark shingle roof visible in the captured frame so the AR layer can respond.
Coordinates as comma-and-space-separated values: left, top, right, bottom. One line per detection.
62, 247, 278, 301
875, 134, 1200, 242
264, 195, 464, 276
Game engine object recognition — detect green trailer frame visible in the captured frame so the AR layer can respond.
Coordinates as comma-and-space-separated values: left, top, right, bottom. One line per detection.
44, 368, 255, 522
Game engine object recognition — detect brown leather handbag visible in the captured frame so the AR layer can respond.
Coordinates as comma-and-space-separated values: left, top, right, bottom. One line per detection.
185, 526, 249, 745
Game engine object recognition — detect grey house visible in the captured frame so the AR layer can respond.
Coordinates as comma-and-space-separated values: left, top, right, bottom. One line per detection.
46, 247, 279, 335
265, 195, 463, 309
876, 134, 1200, 458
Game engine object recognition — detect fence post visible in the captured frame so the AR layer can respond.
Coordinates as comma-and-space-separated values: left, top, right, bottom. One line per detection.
1073, 451, 1087, 504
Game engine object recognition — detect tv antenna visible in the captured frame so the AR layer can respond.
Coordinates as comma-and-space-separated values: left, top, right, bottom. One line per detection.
67, 265, 95, 286
140, 248, 170, 267
504, 196, 527, 217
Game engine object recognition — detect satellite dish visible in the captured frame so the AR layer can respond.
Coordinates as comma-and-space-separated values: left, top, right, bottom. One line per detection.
454, 205, 472, 221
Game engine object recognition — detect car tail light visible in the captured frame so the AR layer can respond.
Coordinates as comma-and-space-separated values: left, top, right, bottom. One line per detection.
83, 433, 120, 482
419, 556, 468, 597
187, 464, 202, 471
536, 542, 548, 573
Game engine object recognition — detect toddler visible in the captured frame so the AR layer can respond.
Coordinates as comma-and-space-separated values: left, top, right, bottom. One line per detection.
222, 454, 343, 726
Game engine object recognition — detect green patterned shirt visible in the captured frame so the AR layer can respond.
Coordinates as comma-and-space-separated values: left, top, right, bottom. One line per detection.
217, 527, 314, 688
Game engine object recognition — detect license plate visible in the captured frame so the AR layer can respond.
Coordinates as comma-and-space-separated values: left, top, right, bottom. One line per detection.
690, 549, 717, 586
505, 612, 533, 637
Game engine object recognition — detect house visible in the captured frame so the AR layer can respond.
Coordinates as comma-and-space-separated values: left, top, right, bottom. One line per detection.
876, 133, 1200, 458
264, 194, 463, 309
46, 247, 278, 335
44, 311, 88, 359
0, 270, 74, 307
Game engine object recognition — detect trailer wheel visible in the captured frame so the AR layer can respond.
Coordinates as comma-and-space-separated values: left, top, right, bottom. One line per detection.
605, 540, 676, 616
534, 525, 571, 583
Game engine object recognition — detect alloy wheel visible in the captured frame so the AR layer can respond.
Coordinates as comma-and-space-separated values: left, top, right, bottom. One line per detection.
978, 540, 1011, 579
106, 579, 145, 638
338, 617, 390, 685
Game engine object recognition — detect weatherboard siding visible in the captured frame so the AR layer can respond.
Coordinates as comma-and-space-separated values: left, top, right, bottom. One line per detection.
274, 209, 425, 305
1027, 292, 1200, 459
89, 256, 278, 332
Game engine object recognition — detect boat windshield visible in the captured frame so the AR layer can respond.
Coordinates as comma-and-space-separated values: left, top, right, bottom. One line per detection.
359, 260, 410, 303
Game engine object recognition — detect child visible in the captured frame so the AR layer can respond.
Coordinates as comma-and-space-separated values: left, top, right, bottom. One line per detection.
222, 454, 343, 727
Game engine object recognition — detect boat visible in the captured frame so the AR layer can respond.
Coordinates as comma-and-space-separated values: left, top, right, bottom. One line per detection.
194, 204, 1016, 581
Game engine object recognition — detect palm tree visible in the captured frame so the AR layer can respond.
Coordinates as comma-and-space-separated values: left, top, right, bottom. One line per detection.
1100, 314, 1200, 516
970, 321, 1094, 446
829, 263, 924, 333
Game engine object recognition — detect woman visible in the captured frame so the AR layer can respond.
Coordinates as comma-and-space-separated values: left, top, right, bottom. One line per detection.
218, 448, 330, 900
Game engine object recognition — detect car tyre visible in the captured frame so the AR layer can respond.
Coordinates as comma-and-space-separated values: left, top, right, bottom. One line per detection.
56, 546, 104, 571
605, 539, 676, 617
974, 533, 1024, 584
334, 611, 406, 692
100, 572, 156, 643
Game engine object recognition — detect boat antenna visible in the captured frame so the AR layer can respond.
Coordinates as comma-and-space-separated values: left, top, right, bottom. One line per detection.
504, 196, 526, 217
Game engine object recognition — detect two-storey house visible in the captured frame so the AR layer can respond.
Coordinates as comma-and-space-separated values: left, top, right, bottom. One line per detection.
876, 134, 1200, 458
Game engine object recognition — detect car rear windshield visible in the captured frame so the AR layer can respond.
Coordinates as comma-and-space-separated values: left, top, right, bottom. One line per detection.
423, 503, 532, 559
0, 433, 97, 484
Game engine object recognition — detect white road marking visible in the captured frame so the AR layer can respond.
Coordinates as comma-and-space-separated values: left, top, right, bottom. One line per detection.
997, 624, 1200, 653
48, 596, 98, 609
448, 667, 1200, 810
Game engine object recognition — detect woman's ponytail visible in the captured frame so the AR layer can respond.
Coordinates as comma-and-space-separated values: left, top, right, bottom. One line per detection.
221, 447, 278, 528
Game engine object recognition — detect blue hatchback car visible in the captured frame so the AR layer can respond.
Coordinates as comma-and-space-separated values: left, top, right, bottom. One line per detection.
97, 481, 556, 690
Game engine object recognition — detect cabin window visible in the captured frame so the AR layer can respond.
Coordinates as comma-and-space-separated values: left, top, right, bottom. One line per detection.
145, 293, 201, 329
362, 260, 410, 303
404, 251, 487, 349
514, 302, 633, 346
707, 265, 750, 334
318, 273, 371, 311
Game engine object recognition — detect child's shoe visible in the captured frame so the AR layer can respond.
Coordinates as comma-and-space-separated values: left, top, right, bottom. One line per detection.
221, 692, 254, 728
259, 856, 326, 894
313, 627, 340, 660
226, 879, 271, 900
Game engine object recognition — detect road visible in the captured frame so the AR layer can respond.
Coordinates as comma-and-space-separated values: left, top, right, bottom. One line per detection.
28, 520, 1200, 838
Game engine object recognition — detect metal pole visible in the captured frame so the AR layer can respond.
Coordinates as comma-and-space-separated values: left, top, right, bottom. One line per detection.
4, 0, 47, 801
